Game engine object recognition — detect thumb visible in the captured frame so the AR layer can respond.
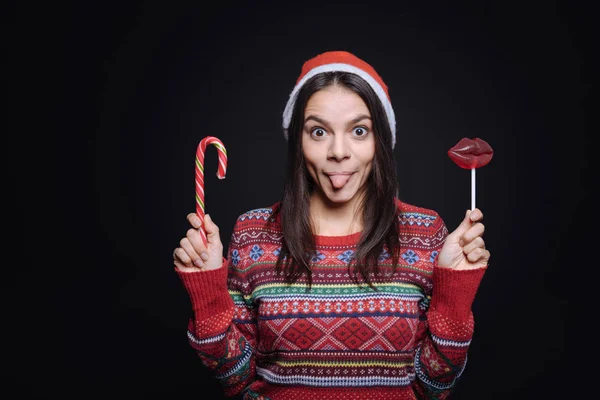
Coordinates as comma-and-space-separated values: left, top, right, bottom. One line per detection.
204, 214, 220, 236
449, 209, 473, 239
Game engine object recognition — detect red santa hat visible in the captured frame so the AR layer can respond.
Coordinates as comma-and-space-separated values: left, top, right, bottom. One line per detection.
282, 50, 396, 148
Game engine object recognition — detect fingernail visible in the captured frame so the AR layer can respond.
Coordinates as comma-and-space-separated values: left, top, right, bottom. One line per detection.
206, 214, 211, 221
194, 259, 203, 267
200, 252, 209, 261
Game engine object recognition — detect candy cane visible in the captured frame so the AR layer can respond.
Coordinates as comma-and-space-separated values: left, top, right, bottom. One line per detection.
195, 136, 227, 246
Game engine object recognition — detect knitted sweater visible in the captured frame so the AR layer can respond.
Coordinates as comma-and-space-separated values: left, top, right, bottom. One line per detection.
176, 199, 486, 399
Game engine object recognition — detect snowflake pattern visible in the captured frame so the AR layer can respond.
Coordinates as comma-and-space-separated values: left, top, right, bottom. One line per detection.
249, 245, 264, 261
401, 249, 420, 265
378, 250, 391, 262
185, 205, 468, 392
429, 250, 439, 263
310, 251, 326, 263
337, 250, 355, 263
231, 249, 240, 266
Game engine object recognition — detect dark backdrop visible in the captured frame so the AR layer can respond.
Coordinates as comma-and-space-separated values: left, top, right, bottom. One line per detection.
9, 1, 591, 399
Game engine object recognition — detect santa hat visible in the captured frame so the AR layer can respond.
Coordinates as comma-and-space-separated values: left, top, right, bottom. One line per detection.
282, 50, 396, 148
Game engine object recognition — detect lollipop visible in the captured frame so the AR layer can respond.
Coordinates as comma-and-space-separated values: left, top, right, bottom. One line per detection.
448, 137, 493, 210
195, 136, 228, 246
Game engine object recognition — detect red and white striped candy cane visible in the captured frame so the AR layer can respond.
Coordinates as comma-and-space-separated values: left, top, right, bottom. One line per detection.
195, 136, 227, 246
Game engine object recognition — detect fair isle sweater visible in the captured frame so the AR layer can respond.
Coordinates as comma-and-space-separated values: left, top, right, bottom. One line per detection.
176, 199, 487, 400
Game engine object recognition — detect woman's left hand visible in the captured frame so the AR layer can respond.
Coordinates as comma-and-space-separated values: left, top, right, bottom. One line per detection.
437, 208, 490, 270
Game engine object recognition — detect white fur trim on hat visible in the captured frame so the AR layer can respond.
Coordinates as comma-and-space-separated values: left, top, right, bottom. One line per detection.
282, 63, 396, 148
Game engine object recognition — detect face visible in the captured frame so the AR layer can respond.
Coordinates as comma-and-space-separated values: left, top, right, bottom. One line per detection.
302, 85, 375, 208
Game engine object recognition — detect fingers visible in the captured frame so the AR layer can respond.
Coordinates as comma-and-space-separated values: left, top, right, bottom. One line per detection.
173, 247, 194, 268
461, 222, 485, 251
466, 247, 491, 263
462, 236, 484, 254
462, 221, 485, 244
450, 208, 483, 239
460, 208, 486, 261
187, 213, 221, 244
187, 212, 202, 229
454, 209, 474, 234
461, 209, 490, 264
173, 247, 205, 272
454, 208, 484, 243
174, 214, 210, 268
175, 212, 220, 270
187, 211, 210, 250
469, 208, 483, 222
174, 237, 209, 270
180, 232, 208, 268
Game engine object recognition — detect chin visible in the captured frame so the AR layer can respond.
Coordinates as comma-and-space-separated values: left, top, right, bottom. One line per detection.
323, 189, 359, 205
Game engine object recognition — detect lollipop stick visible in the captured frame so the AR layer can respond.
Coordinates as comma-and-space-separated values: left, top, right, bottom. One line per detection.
471, 168, 475, 211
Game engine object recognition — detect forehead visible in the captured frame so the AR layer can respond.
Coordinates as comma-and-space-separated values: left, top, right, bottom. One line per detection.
304, 86, 370, 118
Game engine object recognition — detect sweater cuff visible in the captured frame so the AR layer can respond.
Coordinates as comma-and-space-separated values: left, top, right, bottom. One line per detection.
430, 265, 487, 321
175, 258, 233, 320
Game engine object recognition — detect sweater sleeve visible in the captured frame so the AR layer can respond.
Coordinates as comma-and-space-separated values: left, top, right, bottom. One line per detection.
412, 213, 487, 399
175, 217, 258, 397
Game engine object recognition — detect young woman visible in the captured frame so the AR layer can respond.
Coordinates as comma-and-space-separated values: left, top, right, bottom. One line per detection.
173, 51, 490, 399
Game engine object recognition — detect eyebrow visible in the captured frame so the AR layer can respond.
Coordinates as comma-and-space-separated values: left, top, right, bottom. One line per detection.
304, 114, 372, 126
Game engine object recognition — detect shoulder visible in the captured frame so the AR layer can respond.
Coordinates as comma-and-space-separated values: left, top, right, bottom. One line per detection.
395, 198, 443, 227
229, 202, 283, 245
235, 203, 280, 224
394, 198, 448, 249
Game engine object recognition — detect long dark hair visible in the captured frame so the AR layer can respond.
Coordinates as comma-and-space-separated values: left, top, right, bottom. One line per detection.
273, 71, 400, 289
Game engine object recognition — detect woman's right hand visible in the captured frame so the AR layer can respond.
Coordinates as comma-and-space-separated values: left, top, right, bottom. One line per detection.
173, 213, 224, 272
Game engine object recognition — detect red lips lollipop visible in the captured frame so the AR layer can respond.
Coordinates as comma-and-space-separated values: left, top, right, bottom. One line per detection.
448, 137, 493, 210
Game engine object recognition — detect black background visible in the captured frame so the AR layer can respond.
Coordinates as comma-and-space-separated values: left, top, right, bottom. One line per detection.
9, 1, 591, 398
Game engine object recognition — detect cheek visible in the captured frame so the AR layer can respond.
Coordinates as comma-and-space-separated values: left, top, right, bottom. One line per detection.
301, 150, 318, 180
304, 157, 319, 182
302, 141, 321, 170
364, 161, 374, 176
358, 144, 376, 170
360, 163, 374, 185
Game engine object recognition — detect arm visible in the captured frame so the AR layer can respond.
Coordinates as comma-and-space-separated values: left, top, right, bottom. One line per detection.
174, 214, 258, 397
413, 209, 489, 399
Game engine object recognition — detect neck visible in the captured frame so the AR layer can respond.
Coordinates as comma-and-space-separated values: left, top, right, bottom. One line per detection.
309, 191, 365, 236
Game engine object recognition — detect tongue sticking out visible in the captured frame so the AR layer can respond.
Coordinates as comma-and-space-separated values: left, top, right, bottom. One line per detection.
328, 174, 352, 189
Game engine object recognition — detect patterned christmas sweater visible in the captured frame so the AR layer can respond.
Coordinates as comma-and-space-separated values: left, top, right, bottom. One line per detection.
176, 199, 487, 399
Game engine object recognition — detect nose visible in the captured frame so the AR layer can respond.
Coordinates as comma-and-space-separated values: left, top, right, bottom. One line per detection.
327, 134, 350, 161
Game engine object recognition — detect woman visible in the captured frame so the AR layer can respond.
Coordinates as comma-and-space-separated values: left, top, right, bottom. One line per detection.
173, 51, 490, 399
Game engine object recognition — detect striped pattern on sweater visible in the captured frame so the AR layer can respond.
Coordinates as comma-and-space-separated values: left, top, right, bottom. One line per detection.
176, 199, 486, 400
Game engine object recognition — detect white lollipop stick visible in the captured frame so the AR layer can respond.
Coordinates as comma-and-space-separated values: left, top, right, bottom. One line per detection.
471, 168, 475, 210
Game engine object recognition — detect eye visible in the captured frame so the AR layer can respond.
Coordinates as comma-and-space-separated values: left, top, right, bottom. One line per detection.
352, 126, 369, 137
310, 127, 327, 138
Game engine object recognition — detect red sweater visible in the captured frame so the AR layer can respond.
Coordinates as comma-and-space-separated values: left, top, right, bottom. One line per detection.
176, 199, 486, 399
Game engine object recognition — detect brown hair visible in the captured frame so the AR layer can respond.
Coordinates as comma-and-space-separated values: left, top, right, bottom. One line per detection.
273, 71, 401, 290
